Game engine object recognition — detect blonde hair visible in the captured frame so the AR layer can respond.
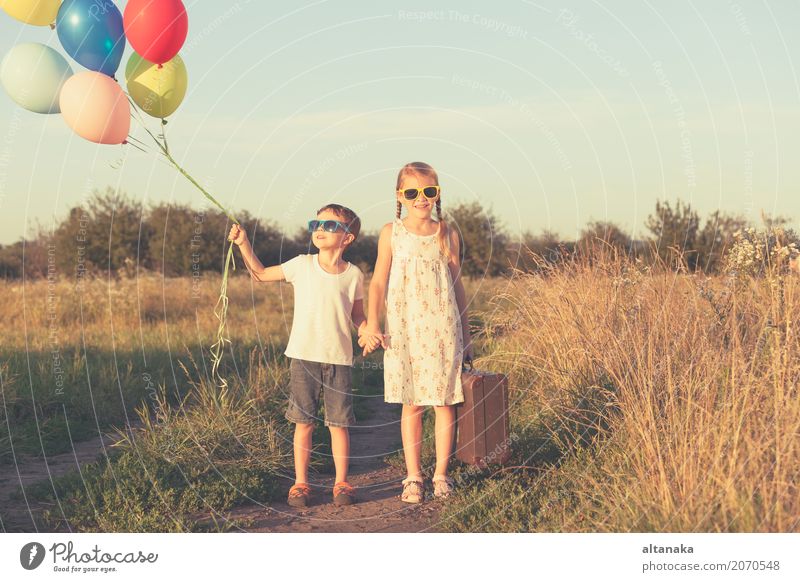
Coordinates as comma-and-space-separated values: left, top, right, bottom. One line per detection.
395, 161, 452, 262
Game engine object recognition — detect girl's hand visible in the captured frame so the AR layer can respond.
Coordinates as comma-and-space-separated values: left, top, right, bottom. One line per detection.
462, 338, 474, 363
228, 224, 248, 246
361, 335, 383, 356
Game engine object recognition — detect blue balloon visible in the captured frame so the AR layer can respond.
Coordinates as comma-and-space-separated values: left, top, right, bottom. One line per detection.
56, 0, 125, 77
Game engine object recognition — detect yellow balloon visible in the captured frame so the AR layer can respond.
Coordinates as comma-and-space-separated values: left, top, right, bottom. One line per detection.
0, 0, 60, 26
125, 52, 188, 119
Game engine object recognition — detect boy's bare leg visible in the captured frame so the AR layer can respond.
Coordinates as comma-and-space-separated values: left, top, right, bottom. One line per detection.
433, 405, 456, 478
293, 422, 314, 484
401, 405, 425, 479
329, 426, 350, 483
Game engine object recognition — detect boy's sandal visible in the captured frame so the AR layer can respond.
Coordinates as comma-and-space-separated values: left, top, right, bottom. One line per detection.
432, 475, 455, 498
401, 476, 425, 504
287, 483, 312, 508
333, 481, 356, 506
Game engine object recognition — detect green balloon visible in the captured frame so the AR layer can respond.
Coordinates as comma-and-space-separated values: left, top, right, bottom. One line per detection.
0, 42, 73, 114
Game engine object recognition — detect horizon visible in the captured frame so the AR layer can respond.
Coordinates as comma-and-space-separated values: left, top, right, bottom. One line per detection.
3, 187, 793, 247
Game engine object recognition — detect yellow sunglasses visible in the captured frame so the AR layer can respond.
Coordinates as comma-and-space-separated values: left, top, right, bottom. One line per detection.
397, 185, 441, 201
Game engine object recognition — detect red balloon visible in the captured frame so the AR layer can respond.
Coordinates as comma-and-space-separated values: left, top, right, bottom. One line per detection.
123, 0, 188, 65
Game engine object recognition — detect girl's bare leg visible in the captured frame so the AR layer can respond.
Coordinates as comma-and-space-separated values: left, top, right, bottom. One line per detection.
433, 405, 456, 478
401, 404, 425, 478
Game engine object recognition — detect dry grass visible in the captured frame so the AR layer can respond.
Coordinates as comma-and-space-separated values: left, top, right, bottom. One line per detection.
4, 253, 796, 532
449, 250, 799, 532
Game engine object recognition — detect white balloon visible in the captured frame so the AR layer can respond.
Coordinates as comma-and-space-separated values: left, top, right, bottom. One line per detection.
1, 42, 73, 114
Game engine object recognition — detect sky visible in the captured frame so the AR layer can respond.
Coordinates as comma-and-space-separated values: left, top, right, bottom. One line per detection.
0, 0, 798, 245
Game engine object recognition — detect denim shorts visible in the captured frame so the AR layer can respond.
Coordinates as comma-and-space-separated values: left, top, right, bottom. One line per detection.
285, 358, 355, 427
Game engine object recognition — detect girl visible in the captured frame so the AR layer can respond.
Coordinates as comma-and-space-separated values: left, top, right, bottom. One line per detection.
359, 161, 473, 503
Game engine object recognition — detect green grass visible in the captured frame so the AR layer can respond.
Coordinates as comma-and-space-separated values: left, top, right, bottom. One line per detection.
24, 346, 292, 532
0, 347, 195, 463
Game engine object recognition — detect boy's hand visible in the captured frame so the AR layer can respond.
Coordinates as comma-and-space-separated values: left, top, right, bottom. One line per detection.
358, 322, 386, 356
228, 224, 248, 246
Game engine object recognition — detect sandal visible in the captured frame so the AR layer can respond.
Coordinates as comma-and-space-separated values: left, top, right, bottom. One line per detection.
432, 475, 455, 498
333, 481, 356, 506
287, 483, 312, 508
401, 476, 425, 504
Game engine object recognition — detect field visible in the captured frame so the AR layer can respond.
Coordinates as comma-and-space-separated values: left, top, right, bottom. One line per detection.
0, 253, 797, 532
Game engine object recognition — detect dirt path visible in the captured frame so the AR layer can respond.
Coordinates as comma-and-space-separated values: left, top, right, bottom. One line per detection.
207, 395, 446, 533
0, 425, 130, 532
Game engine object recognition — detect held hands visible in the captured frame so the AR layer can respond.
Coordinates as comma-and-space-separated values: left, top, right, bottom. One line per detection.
228, 224, 248, 246
358, 321, 387, 356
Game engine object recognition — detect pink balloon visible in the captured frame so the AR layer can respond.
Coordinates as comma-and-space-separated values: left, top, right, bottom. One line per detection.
59, 71, 130, 145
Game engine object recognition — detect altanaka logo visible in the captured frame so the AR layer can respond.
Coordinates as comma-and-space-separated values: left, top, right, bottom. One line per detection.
20, 542, 46, 570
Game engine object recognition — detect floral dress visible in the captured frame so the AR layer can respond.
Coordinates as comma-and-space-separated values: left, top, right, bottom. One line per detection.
383, 217, 464, 405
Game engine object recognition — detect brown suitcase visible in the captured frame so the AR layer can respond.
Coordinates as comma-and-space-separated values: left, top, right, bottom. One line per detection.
454, 359, 512, 467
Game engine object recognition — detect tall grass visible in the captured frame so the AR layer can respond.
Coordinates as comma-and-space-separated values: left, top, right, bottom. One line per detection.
443, 248, 799, 532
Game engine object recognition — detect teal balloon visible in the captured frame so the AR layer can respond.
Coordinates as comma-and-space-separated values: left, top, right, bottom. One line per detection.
0, 43, 73, 114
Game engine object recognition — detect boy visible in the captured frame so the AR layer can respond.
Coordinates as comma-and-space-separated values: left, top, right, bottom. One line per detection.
228, 204, 367, 507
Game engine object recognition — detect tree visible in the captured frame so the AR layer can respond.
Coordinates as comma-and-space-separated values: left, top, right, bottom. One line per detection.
0, 242, 22, 279
446, 201, 509, 278
147, 202, 210, 276
695, 210, 749, 273
244, 211, 298, 268
53, 187, 151, 276
344, 232, 378, 274
513, 229, 567, 272
577, 220, 633, 262
645, 199, 700, 270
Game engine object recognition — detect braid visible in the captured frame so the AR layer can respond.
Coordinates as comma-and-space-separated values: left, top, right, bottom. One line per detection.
435, 198, 452, 262
396, 200, 402, 218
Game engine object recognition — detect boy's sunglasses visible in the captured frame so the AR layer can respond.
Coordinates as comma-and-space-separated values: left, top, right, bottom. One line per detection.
397, 185, 441, 201
308, 219, 351, 234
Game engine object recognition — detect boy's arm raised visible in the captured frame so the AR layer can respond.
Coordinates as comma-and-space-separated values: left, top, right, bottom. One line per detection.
228, 224, 286, 283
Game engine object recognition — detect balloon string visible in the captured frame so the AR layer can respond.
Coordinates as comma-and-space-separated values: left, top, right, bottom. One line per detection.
125, 95, 240, 391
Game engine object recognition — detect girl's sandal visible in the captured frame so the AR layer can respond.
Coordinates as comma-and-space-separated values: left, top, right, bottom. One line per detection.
432, 475, 455, 498
287, 483, 312, 508
401, 476, 425, 504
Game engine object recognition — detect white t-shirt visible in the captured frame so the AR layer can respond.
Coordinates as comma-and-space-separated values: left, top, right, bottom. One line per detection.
281, 253, 365, 366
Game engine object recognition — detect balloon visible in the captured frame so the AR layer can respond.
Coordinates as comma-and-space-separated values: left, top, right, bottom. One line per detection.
59, 71, 130, 144
125, 52, 187, 118
123, 0, 187, 65
56, 0, 125, 77
0, 43, 73, 114
0, 0, 60, 26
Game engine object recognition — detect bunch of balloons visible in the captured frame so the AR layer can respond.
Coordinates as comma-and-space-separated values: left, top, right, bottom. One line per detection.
1, 1, 240, 390
0, 0, 189, 144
